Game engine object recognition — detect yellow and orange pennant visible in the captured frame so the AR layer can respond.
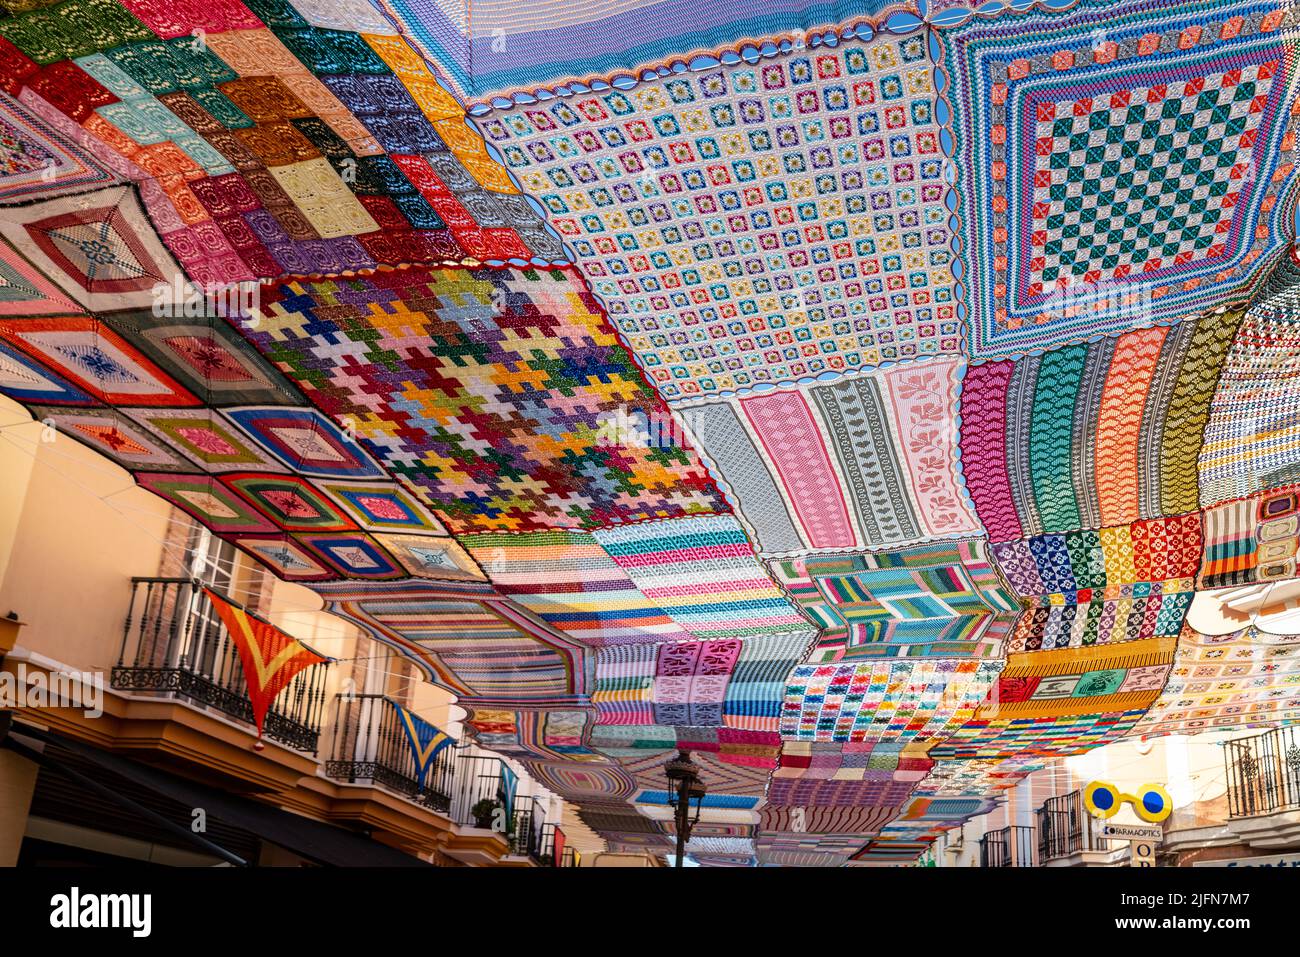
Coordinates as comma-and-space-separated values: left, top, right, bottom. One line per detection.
203, 587, 330, 738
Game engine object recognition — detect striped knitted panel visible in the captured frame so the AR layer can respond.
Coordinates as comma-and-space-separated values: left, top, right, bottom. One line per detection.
1158, 309, 1244, 515
958, 360, 1021, 541
1029, 344, 1087, 533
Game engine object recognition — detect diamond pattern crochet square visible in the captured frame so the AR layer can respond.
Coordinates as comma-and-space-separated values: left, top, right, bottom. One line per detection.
0, 315, 199, 407
474, 32, 958, 400
0, 186, 183, 311
0, 89, 114, 202
0, 236, 84, 317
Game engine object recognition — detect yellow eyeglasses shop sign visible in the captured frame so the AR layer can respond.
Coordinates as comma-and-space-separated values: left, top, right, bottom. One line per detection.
1084, 782, 1171, 867
1084, 782, 1172, 822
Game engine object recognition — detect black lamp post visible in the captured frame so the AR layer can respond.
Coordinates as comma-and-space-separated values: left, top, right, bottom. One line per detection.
664, 749, 705, 868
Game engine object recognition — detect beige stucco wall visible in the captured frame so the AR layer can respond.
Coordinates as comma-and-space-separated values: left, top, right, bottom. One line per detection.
0, 399, 36, 592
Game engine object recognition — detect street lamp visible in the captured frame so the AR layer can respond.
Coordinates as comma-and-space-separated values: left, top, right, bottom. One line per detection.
665, 749, 706, 868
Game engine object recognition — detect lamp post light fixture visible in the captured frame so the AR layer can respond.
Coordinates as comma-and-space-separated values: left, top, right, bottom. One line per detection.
664, 749, 706, 868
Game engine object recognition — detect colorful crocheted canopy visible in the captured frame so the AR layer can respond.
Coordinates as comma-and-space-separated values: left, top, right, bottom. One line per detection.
3, 0, 1300, 866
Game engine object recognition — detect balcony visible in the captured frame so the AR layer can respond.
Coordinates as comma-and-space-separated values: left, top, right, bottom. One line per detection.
323, 694, 456, 814
1036, 790, 1121, 866
1226, 726, 1300, 818
96, 579, 546, 865
1222, 726, 1300, 848
507, 795, 548, 863
508, 811, 578, 867
538, 823, 579, 867
448, 753, 509, 827
111, 578, 329, 754
979, 825, 1036, 867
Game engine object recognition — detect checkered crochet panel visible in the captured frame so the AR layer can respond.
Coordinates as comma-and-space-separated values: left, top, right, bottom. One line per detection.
1033, 65, 1268, 290
1008, 583, 1192, 652
941, 0, 1300, 359
474, 31, 958, 401
780, 659, 1002, 743
246, 265, 729, 531
988, 515, 1202, 598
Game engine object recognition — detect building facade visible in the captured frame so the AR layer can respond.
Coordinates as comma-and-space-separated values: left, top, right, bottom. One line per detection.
0, 400, 604, 867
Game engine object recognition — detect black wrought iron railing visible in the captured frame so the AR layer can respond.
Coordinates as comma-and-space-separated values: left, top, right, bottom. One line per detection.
1037, 790, 1107, 861
508, 796, 548, 862
979, 825, 1036, 867
536, 822, 577, 866
112, 578, 328, 754
1226, 726, 1300, 818
536, 821, 557, 865
451, 753, 509, 829
323, 694, 456, 813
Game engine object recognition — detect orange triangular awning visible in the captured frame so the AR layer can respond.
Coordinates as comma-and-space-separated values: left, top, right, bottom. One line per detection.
202, 587, 330, 738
